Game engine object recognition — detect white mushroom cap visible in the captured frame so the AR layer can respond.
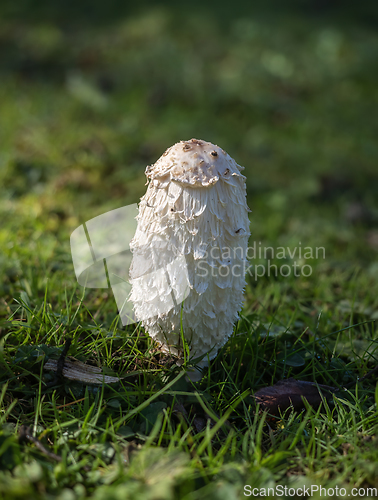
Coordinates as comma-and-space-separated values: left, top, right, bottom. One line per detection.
129, 139, 250, 379
146, 138, 243, 188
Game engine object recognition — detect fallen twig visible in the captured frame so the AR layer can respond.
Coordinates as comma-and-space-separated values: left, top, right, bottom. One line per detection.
19, 425, 62, 463
343, 363, 378, 389
44, 338, 72, 389
19, 424, 91, 471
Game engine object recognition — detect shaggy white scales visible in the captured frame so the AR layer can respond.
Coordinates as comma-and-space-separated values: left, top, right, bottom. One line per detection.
129, 139, 250, 379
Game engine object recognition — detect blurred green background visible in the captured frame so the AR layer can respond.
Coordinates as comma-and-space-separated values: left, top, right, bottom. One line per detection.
1, 0, 378, 318
1, 4, 378, 496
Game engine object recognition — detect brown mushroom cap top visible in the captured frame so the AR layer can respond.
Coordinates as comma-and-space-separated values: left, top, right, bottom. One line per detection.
145, 138, 245, 188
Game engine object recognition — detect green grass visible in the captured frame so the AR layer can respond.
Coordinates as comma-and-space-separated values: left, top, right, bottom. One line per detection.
1, 2, 378, 498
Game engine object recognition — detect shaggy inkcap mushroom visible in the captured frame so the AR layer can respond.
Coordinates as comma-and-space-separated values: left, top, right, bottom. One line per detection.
129, 139, 250, 379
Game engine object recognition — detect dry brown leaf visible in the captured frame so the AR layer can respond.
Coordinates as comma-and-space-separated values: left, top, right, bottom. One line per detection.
254, 378, 336, 415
